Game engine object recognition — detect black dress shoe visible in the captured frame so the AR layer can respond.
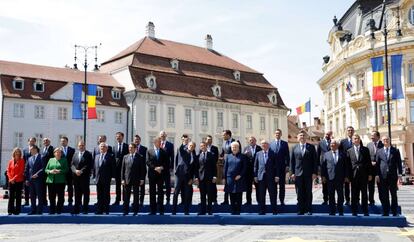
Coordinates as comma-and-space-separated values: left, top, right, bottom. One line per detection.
208, 212, 213, 215
24, 202, 30, 206
148, 212, 156, 215
133, 212, 138, 216
123, 212, 128, 216
198, 212, 206, 215
184, 212, 189, 215
297, 212, 304, 215
28, 212, 36, 215
71, 211, 79, 215
306, 212, 312, 215
352, 213, 357, 216
258, 212, 265, 215
159, 212, 164, 215
363, 213, 369, 216
8, 213, 12, 215
82, 211, 88, 215
280, 202, 285, 206
322, 201, 328, 205
393, 213, 399, 217
49, 212, 56, 215
339, 213, 344, 216
95, 211, 103, 215
112, 201, 120, 206
220, 201, 229, 205
329, 213, 335, 216
382, 214, 389, 216
105, 212, 109, 215
243, 202, 252, 205
273, 212, 278, 215
345, 201, 350, 206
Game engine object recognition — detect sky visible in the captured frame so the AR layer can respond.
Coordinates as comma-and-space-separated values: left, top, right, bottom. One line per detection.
0, 0, 355, 125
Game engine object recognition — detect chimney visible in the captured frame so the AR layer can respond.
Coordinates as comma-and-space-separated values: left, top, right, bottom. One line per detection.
146, 22, 155, 38
205, 34, 213, 50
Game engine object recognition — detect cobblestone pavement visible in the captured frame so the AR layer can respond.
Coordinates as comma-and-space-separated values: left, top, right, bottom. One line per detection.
0, 184, 413, 242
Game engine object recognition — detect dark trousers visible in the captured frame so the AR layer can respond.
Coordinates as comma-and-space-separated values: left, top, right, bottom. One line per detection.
229, 192, 242, 214
123, 183, 140, 214
42, 177, 48, 205
8, 182, 23, 214
24, 183, 30, 204
199, 179, 215, 214
368, 179, 382, 204
245, 175, 258, 204
295, 176, 313, 213
48, 183, 65, 214
73, 179, 90, 213
344, 181, 350, 203
322, 182, 329, 202
258, 176, 277, 214
278, 174, 286, 204
139, 182, 145, 205
163, 172, 171, 202
351, 177, 368, 214
66, 175, 73, 204
172, 176, 192, 213
29, 180, 44, 214
223, 192, 229, 203
149, 176, 164, 214
115, 175, 123, 203
96, 182, 110, 213
327, 180, 344, 214
379, 178, 398, 215
212, 183, 218, 203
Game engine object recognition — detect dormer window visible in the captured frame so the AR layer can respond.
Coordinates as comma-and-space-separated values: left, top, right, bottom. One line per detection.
111, 88, 121, 100
211, 84, 221, 98
233, 70, 241, 81
145, 73, 157, 90
13, 77, 24, 90
170, 59, 179, 71
267, 92, 278, 105
33, 79, 44, 92
96, 86, 103, 98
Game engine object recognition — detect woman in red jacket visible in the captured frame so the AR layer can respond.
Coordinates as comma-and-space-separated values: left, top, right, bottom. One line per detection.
7, 148, 25, 215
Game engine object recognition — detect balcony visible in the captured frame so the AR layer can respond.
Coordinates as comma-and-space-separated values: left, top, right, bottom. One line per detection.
348, 90, 370, 108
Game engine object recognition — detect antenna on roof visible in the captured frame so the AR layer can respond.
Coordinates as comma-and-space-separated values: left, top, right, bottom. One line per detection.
73, 45, 78, 70
94, 43, 102, 71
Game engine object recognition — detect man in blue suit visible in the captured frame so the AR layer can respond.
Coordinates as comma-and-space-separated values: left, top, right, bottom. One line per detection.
113, 132, 129, 205
254, 140, 281, 215
290, 131, 318, 215
206, 135, 219, 205
317, 131, 332, 205
25, 145, 44, 215
196, 141, 217, 215
321, 139, 349, 216
160, 131, 174, 205
243, 136, 261, 205
367, 131, 384, 205
339, 126, 355, 205
269, 129, 290, 205
41, 138, 54, 205
375, 135, 403, 216
93, 143, 116, 214
134, 135, 148, 206
22, 137, 37, 206
60, 136, 75, 205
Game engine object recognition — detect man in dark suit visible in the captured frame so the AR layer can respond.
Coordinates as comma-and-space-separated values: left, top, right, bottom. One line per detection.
317, 131, 332, 205
196, 141, 217, 215
113, 132, 129, 205
172, 141, 197, 215
205, 135, 219, 205
71, 140, 93, 214
93, 135, 113, 159
290, 131, 318, 215
254, 140, 280, 215
375, 136, 403, 216
93, 143, 115, 214
367, 131, 384, 205
220, 130, 240, 205
134, 135, 148, 206
321, 139, 349, 216
269, 129, 290, 205
121, 143, 146, 216
41, 138, 54, 205
243, 136, 261, 205
146, 137, 168, 215
25, 145, 44, 215
347, 134, 372, 216
339, 126, 355, 205
23, 137, 37, 206
160, 131, 174, 205
60, 136, 75, 205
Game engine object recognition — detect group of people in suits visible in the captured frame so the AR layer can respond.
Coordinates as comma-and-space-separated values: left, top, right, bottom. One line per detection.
5, 126, 403, 217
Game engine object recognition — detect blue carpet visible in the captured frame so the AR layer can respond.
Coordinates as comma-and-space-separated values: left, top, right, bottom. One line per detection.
0, 213, 407, 227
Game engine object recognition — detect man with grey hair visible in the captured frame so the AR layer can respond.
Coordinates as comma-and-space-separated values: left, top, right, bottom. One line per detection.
159, 131, 174, 205
321, 139, 349, 216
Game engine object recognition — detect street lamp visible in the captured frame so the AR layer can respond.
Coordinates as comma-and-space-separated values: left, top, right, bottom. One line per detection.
369, 0, 402, 142
74, 44, 101, 144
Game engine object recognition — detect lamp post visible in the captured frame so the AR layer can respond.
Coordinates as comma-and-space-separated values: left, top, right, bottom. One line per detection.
369, 0, 402, 142
74, 44, 100, 144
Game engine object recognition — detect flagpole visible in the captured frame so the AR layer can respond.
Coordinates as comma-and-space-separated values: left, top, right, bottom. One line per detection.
382, 3, 392, 142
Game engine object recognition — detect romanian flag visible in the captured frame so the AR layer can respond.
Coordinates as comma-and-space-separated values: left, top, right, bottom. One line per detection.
371, 57, 385, 101
296, 100, 311, 115
87, 84, 97, 119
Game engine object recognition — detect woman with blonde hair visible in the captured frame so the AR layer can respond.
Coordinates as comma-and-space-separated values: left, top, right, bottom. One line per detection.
7, 148, 25, 215
45, 147, 68, 214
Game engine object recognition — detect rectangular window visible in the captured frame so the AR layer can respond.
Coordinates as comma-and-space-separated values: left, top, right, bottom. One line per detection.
34, 105, 45, 119
410, 100, 414, 123
185, 109, 192, 125
335, 117, 340, 135
58, 107, 68, 120
168, 107, 175, 124
13, 132, 23, 148
232, 113, 238, 129
334, 88, 339, 106
115, 112, 123, 124
260, 116, 266, 131
97, 110, 105, 123
201, 110, 208, 126
149, 105, 157, 122
273, 117, 279, 131
217, 112, 223, 127
13, 103, 24, 118
35, 133, 44, 149
97, 87, 103, 98
358, 108, 367, 129
341, 84, 345, 103
409, 64, 414, 84
246, 115, 253, 129
379, 103, 395, 125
